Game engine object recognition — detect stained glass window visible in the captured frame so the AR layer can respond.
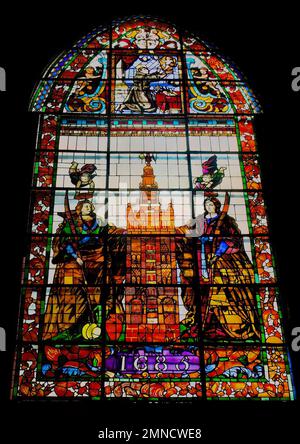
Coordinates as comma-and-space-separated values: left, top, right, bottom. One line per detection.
12, 16, 295, 400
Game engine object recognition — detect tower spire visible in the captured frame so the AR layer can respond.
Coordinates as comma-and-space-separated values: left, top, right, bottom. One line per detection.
139, 153, 158, 204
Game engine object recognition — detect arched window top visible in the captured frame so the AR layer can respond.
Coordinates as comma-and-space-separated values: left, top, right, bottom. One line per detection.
30, 16, 261, 115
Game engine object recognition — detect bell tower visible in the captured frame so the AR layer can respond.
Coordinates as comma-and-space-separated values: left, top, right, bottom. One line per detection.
125, 155, 179, 342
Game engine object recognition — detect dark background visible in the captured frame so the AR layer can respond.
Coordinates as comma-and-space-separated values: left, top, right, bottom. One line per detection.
0, 2, 299, 442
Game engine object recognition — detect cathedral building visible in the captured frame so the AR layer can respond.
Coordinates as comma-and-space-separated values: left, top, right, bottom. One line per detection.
125, 156, 180, 342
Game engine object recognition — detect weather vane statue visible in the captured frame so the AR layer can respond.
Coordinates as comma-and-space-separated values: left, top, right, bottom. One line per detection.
139, 152, 157, 165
